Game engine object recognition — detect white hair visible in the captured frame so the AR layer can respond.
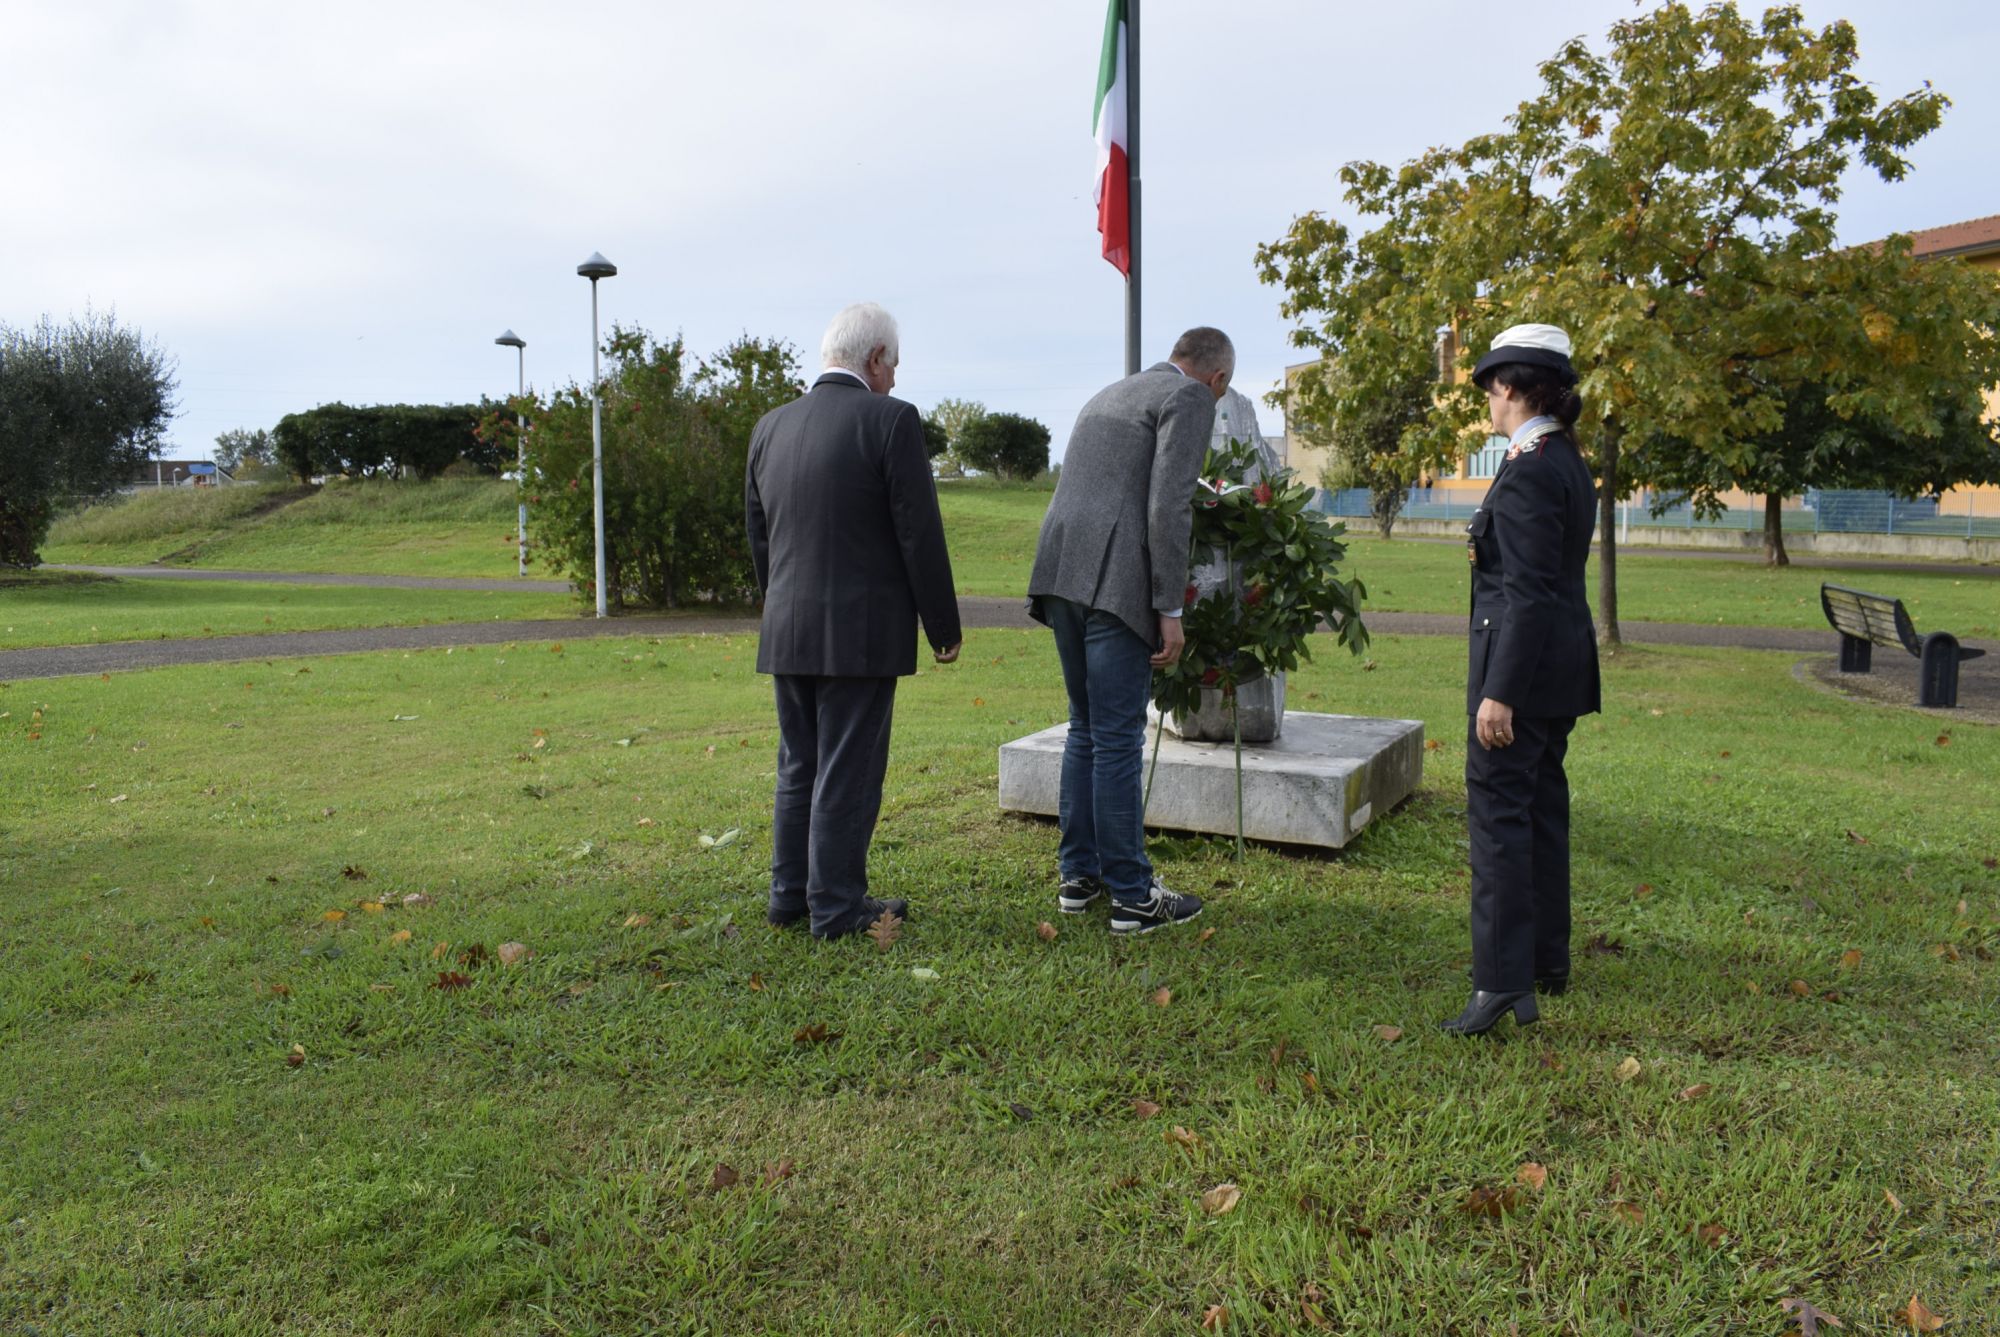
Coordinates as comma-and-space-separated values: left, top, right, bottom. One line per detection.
820, 302, 899, 371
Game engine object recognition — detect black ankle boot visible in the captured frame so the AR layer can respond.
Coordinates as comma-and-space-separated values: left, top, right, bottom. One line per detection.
1535, 970, 1570, 996
1440, 989, 1539, 1036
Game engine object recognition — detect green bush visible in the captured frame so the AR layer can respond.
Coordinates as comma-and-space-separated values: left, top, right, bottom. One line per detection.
272, 403, 489, 482
0, 313, 176, 566
956, 411, 1051, 481
492, 328, 801, 609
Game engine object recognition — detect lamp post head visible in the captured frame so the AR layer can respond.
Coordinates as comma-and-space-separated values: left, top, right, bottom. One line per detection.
494, 330, 526, 349
577, 252, 617, 280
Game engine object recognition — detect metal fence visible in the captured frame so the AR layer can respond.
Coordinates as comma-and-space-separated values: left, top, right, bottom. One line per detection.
1315, 486, 2000, 540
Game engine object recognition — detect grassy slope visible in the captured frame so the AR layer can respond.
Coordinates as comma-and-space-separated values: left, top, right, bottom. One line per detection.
43, 479, 533, 579
0, 572, 576, 649
2, 631, 1994, 1333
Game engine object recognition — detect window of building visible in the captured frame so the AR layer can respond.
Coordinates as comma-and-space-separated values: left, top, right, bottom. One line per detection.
1465, 435, 1508, 478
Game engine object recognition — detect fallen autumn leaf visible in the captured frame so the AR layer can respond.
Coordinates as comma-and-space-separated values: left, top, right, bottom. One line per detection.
1901, 1296, 1943, 1332
1200, 1183, 1242, 1216
1779, 1296, 1844, 1335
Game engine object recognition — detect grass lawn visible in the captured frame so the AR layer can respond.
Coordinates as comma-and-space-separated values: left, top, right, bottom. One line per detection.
933, 477, 1055, 597
933, 484, 2000, 637
43, 479, 534, 579
40, 480, 1997, 641
2, 629, 1994, 1333
0, 572, 576, 649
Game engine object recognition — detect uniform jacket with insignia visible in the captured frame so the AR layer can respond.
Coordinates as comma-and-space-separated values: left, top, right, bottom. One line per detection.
1464, 429, 1601, 718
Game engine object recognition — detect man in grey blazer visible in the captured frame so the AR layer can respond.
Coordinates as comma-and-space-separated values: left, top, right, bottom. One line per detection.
1027, 327, 1231, 934
746, 302, 962, 940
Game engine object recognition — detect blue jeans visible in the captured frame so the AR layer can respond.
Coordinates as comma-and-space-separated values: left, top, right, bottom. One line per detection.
1044, 596, 1155, 899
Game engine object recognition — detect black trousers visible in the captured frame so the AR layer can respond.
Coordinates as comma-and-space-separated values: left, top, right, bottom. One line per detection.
1464, 713, 1576, 992
770, 675, 898, 934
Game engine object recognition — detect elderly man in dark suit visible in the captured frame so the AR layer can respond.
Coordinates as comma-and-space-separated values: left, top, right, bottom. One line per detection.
746, 302, 962, 940
1027, 327, 1231, 934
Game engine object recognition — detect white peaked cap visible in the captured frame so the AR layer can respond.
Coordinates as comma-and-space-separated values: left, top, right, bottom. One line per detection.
1488, 323, 1572, 357
1473, 322, 1579, 385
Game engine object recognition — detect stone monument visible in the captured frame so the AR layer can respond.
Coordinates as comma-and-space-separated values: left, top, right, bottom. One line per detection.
998, 409, 1423, 852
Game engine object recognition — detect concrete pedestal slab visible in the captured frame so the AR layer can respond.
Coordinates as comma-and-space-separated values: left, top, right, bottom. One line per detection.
997, 712, 1425, 850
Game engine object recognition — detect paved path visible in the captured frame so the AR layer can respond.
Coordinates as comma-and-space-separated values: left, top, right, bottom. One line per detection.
48, 564, 569, 594
10, 593, 1995, 683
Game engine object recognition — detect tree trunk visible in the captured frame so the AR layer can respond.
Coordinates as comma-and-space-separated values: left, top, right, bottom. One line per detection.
1762, 493, 1790, 567
1595, 424, 1622, 651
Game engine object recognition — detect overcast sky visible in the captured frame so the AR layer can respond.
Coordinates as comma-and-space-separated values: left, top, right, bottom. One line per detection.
6, 0, 1995, 461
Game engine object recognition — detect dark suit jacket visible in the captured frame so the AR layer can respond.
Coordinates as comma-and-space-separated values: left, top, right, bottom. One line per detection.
746, 372, 961, 677
1466, 431, 1601, 718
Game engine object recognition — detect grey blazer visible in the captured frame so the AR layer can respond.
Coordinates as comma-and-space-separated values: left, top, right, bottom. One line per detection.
1027, 363, 1216, 646
746, 373, 961, 677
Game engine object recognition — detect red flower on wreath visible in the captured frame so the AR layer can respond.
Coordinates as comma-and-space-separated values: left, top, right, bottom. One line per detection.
1184, 583, 1199, 607
1201, 668, 1221, 686
1244, 584, 1267, 607
1253, 482, 1274, 506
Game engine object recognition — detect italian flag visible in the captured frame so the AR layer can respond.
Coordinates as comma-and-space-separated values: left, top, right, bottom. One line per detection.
1093, 0, 1130, 275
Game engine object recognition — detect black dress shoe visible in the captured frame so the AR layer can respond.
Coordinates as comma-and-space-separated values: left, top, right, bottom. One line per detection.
1439, 989, 1539, 1036
1535, 970, 1570, 996
767, 902, 808, 929
813, 896, 911, 941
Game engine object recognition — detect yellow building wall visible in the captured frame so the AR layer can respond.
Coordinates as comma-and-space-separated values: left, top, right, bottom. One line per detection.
1937, 250, 2000, 517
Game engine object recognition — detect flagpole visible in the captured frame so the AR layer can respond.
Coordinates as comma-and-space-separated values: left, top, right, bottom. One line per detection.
1124, 0, 1141, 376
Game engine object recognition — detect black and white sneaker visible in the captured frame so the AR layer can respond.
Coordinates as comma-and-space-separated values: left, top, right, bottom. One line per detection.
1057, 875, 1104, 915
1108, 879, 1203, 935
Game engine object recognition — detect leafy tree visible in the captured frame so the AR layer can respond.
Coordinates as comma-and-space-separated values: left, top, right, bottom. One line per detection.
491, 327, 800, 609
1256, 2, 1973, 645
1638, 359, 2000, 564
956, 411, 1051, 481
1289, 352, 1436, 538
926, 397, 987, 476
0, 311, 177, 567
920, 412, 950, 461
213, 427, 274, 475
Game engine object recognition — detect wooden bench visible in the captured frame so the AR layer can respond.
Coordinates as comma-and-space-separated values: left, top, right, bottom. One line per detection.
1820, 583, 1985, 709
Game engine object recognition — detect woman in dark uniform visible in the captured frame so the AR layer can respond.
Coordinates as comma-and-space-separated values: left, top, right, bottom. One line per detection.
1442, 324, 1601, 1036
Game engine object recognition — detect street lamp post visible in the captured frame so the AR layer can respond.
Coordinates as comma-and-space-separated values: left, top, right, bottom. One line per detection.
577, 252, 617, 619
494, 330, 527, 576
